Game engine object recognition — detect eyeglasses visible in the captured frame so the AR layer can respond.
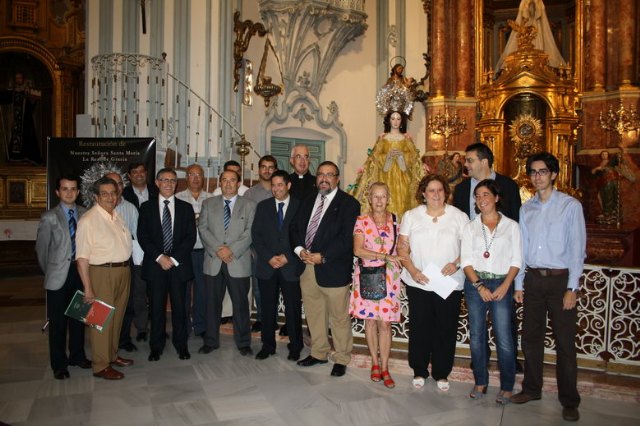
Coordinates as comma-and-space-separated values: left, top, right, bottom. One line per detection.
528, 168, 550, 177
158, 178, 178, 184
292, 154, 309, 160
187, 173, 203, 177
317, 173, 338, 178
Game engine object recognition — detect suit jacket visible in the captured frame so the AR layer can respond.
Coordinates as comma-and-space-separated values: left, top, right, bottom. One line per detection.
137, 196, 196, 283
452, 172, 521, 222
35, 203, 87, 290
252, 197, 304, 282
199, 195, 256, 278
290, 189, 360, 287
123, 183, 159, 210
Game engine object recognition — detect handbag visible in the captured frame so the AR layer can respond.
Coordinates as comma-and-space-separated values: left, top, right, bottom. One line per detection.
358, 214, 397, 301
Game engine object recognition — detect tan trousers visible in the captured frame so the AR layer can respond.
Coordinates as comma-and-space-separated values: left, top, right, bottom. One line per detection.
300, 264, 353, 365
89, 265, 130, 373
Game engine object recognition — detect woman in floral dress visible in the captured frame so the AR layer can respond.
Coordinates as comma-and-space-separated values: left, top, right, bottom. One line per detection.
350, 182, 404, 388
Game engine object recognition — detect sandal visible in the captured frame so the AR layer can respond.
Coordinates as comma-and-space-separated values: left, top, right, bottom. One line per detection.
370, 364, 381, 382
412, 376, 425, 389
469, 385, 487, 399
436, 380, 450, 392
495, 390, 512, 405
382, 370, 395, 389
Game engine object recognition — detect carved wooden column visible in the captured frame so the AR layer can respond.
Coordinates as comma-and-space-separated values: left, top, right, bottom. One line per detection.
455, 0, 472, 97
586, 0, 606, 91
431, 0, 446, 97
617, 0, 636, 88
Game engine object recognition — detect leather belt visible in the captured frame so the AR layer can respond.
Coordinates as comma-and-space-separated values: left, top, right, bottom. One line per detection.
95, 261, 130, 268
528, 267, 568, 277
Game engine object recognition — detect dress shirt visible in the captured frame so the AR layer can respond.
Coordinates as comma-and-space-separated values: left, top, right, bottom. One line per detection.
158, 195, 176, 230
76, 204, 132, 264
515, 189, 586, 291
294, 189, 338, 256
468, 170, 497, 220
132, 186, 150, 205
176, 189, 212, 249
222, 194, 239, 215
212, 184, 248, 196
460, 213, 522, 276
399, 204, 469, 290
116, 198, 143, 265
61, 205, 78, 223
274, 196, 290, 216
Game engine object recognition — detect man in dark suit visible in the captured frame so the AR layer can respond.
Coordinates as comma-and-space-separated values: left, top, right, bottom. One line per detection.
199, 170, 256, 356
123, 162, 159, 210
35, 175, 91, 380
453, 142, 521, 222
137, 167, 196, 361
252, 170, 304, 361
290, 161, 360, 377
453, 142, 523, 373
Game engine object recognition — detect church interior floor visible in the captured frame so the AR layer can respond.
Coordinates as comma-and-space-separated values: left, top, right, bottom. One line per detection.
0, 272, 638, 425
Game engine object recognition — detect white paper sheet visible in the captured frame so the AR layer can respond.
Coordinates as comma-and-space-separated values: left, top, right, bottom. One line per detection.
403, 262, 459, 300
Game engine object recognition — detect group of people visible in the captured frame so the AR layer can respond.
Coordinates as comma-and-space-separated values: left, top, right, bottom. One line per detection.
36, 135, 585, 422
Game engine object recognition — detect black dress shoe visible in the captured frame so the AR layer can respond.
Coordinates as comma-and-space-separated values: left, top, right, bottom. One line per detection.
198, 345, 218, 354
562, 406, 580, 422
510, 392, 542, 404
148, 350, 161, 361
136, 332, 148, 342
287, 352, 300, 361
255, 348, 275, 360
330, 364, 347, 377
178, 349, 191, 360
238, 346, 253, 356
279, 324, 288, 336
119, 342, 138, 352
53, 369, 70, 380
251, 321, 262, 332
297, 355, 328, 367
69, 359, 92, 369
220, 316, 232, 325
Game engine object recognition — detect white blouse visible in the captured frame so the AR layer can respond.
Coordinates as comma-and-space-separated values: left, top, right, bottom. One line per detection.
460, 213, 523, 276
400, 204, 469, 291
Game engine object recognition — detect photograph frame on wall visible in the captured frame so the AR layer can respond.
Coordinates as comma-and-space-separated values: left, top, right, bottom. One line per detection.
46, 137, 156, 209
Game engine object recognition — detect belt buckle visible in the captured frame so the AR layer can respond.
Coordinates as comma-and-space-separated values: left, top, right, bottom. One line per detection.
538, 269, 550, 277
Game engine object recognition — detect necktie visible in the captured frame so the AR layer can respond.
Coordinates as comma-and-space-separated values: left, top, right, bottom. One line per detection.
277, 202, 284, 230
68, 209, 76, 259
162, 200, 173, 254
305, 195, 325, 249
224, 199, 231, 230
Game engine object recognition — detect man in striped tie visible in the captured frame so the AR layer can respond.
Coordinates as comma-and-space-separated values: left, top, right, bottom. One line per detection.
36, 175, 91, 380
290, 161, 360, 377
199, 169, 256, 356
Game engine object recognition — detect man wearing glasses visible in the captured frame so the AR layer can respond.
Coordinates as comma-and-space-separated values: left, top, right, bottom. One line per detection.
176, 164, 212, 339
138, 168, 196, 362
289, 144, 317, 201
511, 152, 585, 422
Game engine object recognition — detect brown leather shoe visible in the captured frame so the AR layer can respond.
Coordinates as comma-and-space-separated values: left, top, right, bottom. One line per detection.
93, 366, 124, 380
111, 356, 134, 367
510, 392, 542, 404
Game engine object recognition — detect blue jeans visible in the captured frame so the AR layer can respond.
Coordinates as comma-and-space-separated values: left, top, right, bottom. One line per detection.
464, 278, 515, 391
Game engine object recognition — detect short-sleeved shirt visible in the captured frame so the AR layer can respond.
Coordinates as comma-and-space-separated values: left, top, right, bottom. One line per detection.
76, 204, 132, 265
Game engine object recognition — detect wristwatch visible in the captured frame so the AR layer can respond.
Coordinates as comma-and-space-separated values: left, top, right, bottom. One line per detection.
472, 280, 485, 290
321, 255, 327, 264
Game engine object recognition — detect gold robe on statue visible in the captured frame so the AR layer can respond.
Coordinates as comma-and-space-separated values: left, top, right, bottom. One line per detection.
349, 134, 423, 219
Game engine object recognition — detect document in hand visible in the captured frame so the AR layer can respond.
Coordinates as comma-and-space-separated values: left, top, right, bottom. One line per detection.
64, 290, 115, 332
403, 262, 459, 300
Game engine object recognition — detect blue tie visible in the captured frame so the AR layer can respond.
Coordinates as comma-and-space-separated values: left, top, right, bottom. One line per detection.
224, 199, 231, 230
162, 200, 173, 254
68, 209, 76, 259
277, 202, 284, 230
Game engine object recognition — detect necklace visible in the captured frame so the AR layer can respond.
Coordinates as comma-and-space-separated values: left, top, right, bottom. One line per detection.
428, 209, 445, 223
480, 214, 500, 258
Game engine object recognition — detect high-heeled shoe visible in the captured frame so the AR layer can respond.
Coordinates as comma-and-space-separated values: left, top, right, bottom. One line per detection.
370, 364, 382, 382
382, 370, 395, 389
469, 385, 488, 399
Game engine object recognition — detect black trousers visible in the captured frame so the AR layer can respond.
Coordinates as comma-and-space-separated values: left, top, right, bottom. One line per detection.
258, 270, 303, 354
521, 271, 580, 408
407, 287, 462, 380
47, 262, 87, 371
204, 264, 251, 349
148, 269, 188, 353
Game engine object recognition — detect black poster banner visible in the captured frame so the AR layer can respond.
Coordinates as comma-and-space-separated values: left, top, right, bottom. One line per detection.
46, 137, 156, 209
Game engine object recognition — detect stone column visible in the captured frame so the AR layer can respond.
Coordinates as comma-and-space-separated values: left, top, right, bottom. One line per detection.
455, 0, 472, 97
618, 0, 636, 87
431, 0, 446, 97
587, 0, 606, 91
